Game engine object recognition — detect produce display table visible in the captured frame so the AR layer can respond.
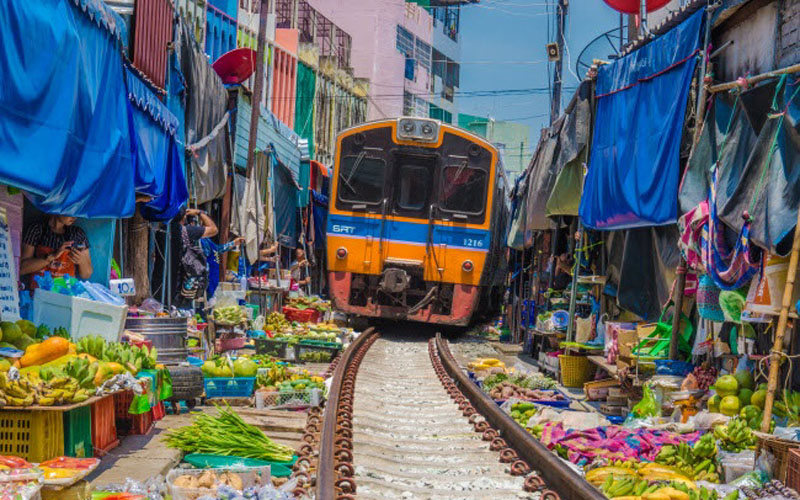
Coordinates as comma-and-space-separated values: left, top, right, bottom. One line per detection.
588, 355, 619, 379
0, 395, 106, 412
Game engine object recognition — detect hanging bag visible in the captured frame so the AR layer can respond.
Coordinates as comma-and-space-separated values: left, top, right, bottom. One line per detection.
177, 225, 209, 301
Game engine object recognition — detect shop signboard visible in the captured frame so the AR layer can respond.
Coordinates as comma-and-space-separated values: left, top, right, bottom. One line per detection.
0, 208, 20, 320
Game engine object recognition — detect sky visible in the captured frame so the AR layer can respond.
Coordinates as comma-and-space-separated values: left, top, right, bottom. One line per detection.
458, 0, 623, 145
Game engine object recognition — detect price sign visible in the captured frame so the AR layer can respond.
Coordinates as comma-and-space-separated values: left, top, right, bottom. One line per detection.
0, 208, 20, 320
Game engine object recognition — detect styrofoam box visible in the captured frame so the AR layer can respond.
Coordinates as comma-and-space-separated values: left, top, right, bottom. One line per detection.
33, 289, 128, 343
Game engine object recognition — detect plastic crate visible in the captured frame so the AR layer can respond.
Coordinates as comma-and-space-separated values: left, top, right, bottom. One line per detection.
118, 409, 154, 436
282, 307, 320, 323
0, 410, 64, 462
215, 336, 246, 352
295, 342, 341, 363
114, 390, 134, 420
90, 395, 118, 457
255, 389, 322, 409
255, 338, 290, 358
152, 401, 165, 421
63, 405, 93, 458
204, 377, 256, 398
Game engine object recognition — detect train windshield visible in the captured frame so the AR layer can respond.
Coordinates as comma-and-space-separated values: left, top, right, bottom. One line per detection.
395, 164, 430, 211
338, 155, 386, 205
440, 165, 487, 214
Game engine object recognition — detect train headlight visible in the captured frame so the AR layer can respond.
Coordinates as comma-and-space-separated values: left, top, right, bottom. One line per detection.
336, 247, 348, 259
396, 118, 439, 143
462, 260, 474, 272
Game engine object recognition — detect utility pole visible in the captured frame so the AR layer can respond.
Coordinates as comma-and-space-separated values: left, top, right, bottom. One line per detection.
246, 0, 270, 178
550, 0, 568, 123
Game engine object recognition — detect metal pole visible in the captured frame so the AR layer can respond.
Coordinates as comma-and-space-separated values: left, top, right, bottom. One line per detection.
639, 0, 648, 38
550, 0, 568, 123
565, 225, 583, 344
761, 203, 800, 431
245, 0, 270, 179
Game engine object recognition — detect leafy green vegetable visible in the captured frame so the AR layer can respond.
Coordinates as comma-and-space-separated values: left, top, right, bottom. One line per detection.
164, 405, 294, 462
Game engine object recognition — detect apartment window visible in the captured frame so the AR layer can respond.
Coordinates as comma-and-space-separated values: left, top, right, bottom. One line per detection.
403, 91, 414, 116
396, 25, 414, 57
444, 6, 460, 41
415, 39, 431, 72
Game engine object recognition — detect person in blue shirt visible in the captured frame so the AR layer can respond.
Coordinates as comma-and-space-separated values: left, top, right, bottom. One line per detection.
201, 236, 244, 298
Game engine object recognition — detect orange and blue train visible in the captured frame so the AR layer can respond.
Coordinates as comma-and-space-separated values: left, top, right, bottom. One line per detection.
325, 117, 509, 326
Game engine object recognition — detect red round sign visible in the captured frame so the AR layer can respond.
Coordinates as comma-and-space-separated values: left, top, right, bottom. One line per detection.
602, 0, 671, 14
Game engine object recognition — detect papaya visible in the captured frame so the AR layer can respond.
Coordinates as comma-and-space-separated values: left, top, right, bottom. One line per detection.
18, 337, 70, 368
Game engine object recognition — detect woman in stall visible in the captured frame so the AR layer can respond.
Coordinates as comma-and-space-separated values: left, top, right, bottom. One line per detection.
20, 214, 93, 289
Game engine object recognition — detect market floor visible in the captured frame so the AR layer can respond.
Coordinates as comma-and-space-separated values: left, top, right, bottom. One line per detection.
87, 405, 309, 488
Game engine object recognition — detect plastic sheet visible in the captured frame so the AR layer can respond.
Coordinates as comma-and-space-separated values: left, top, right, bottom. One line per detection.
580, 9, 704, 230
0, 0, 135, 218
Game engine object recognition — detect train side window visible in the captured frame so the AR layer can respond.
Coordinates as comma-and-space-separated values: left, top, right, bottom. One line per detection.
395, 164, 430, 211
440, 165, 487, 215
338, 155, 386, 205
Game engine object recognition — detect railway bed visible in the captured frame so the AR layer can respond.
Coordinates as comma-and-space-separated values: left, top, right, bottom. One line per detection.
290, 328, 605, 500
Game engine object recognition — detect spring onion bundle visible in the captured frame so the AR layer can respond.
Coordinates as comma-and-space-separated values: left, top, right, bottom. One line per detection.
164, 405, 294, 462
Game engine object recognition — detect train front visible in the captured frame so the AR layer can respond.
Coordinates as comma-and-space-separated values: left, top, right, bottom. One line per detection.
326, 118, 499, 326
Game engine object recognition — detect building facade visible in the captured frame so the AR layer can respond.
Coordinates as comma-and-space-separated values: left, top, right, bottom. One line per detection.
299, 0, 474, 123
458, 114, 531, 177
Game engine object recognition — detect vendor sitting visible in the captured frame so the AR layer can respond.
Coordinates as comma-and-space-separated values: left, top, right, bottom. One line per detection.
552, 253, 573, 290
21, 214, 93, 289
291, 248, 311, 288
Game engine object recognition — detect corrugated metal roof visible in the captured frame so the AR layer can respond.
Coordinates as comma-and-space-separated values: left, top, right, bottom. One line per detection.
234, 91, 302, 180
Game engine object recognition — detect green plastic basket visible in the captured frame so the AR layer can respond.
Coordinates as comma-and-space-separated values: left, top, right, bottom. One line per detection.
182, 453, 296, 477
63, 406, 93, 458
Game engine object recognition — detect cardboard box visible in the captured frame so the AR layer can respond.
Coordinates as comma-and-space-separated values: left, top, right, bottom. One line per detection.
617, 329, 639, 358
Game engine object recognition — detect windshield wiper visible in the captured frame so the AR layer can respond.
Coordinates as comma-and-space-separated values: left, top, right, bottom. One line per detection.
340, 151, 366, 194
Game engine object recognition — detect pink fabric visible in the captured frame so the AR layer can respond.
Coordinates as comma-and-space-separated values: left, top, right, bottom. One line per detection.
538, 422, 700, 466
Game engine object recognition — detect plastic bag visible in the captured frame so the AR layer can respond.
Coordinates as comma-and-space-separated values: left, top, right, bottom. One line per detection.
631, 383, 659, 419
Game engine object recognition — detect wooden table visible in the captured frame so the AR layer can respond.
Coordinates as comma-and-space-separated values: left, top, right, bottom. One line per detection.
588, 355, 619, 379
0, 392, 114, 412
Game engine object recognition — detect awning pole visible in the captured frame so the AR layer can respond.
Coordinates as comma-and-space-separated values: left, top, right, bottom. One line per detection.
761, 203, 800, 431
708, 63, 800, 94
566, 224, 583, 344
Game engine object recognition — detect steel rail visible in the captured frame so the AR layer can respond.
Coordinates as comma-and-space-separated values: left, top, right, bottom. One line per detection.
434, 333, 607, 500
315, 326, 378, 500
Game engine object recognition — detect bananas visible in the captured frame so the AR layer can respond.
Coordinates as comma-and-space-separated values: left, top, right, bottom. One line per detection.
654, 435, 721, 483
0, 372, 90, 407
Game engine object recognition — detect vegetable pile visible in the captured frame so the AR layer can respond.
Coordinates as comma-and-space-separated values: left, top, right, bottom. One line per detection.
483, 372, 557, 391
164, 405, 294, 462
487, 381, 565, 402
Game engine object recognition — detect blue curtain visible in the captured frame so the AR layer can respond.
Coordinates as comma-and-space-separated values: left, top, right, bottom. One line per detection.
311, 190, 328, 249
272, 154, 299, 249
0, 0, 135, 218
76, 218, 115, 286
125, 67, 188, 222
579, 9, 705, 230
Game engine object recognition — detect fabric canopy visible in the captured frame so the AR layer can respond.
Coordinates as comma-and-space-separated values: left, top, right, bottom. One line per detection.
546, 81, 592, 218
523, 116, 565, 241
125, 67, 188, 221
0, 0, 135, 218
178, 20, 230, 205
272, 154, 300, 249
716, 78, 800, 255
579, 8, 704, 230
311, 190, 328, 250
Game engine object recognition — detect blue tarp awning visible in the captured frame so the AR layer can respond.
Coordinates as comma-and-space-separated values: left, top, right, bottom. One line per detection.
272, 154, 299, 249
235, 92, 302, 180
579, 8, 705, 230
125, 66, 188, 221
0, 0, 135, 218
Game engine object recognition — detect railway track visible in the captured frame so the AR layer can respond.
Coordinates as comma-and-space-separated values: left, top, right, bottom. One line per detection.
291, 328, 605, 500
